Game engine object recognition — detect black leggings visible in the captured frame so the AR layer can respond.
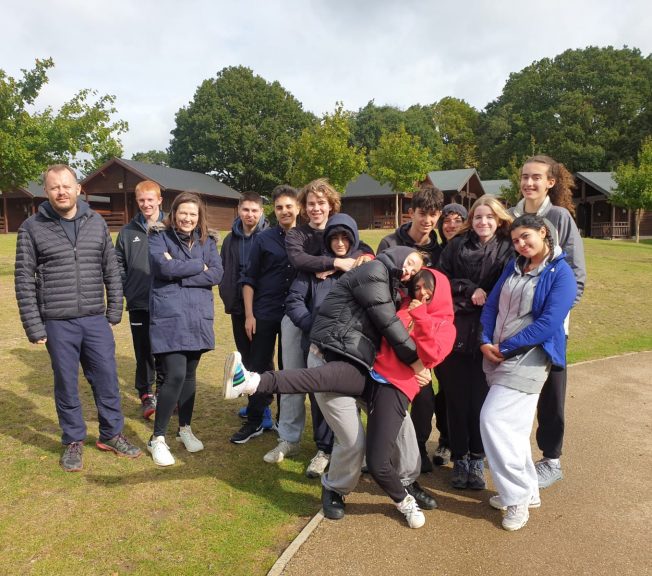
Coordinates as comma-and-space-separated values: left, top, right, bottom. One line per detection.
154, 351, 202, 437
257, 360, 410, 502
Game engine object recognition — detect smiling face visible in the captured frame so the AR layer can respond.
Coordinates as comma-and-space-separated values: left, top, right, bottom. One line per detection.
136, 189, 162, 221
306, 192, 331, 229
274, 194, 299, 230
520, 161, 555, 206
441, 213, 464, 240
409, 207, 440, 238
401, 252, 424, 282
511, 225, 548, 260
238, 200, 262, 233
174, 201, 199, 234
472, 205, 498, 243
44, 168, 80, 218
413, 276, 433, 302
329, 232, 351, 257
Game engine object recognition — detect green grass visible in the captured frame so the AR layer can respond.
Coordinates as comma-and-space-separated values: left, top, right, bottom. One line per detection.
1, 232, 651, 575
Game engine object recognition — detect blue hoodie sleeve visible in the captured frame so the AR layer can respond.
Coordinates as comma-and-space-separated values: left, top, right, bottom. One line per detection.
180, 237, 224, 287
285, 272, 314, 333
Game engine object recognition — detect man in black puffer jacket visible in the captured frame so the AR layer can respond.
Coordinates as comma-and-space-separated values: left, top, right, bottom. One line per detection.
15, 164, 142, 472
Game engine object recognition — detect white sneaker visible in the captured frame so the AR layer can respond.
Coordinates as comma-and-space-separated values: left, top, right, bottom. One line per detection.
176, 425, 204, 453
223, 351, 260, 399
263, 440, 301, 463
305, 450, 330, 478
489, 494, 541, 510
396, 494, 425, 529
502, 504, 529, 531
147, 435, 175, 467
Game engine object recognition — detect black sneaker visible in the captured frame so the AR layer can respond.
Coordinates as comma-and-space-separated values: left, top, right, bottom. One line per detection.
432, 443, 451, 466
405, 481, 438, 510
96, 433, 142, 458
230, 422, 264, 444
141, 393, 156, 420
321, 487, 345, 520
60, 441, 83, 472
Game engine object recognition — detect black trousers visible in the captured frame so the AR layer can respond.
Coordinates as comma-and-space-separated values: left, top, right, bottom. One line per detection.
258, 360, 409, 502
154, 351, 202, 437
244, 317, 281, 426
536, 365, 567, 459
437, 351, 488, 460
128, 309, 164, 396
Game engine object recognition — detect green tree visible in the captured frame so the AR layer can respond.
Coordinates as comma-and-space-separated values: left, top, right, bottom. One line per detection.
478, 46, 652, 178
131, 150, 169, 166
168, 66, 314, 193
287, 104, 367, 192
431, 97, 479, 169
352, 101, 442, 164
368, 125, 433, 227
0, 58, 127, 190
613, 137, 652, 243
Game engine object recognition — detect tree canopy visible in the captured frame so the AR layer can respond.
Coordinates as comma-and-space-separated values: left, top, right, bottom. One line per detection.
168, 66, 314, 193
287, 104, 367, 193
431, 97, 479, 170
613, 137, 652, 242
131, 150, 169, 166
0, 58, 127, 191
477, 46, 652, 178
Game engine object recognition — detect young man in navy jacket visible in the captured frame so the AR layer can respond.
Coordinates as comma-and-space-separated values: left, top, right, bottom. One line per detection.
229, 186, 300, 444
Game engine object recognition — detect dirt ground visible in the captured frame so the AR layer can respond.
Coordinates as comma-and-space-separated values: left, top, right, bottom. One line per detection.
273, 352, 652, 576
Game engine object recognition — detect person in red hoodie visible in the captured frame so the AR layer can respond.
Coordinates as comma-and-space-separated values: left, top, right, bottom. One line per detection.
223, 262, 456, 528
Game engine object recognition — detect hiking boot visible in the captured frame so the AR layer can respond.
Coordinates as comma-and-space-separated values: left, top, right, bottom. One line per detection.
536, 459, 563, 488
305, 450, 330, 478
148, 435, 175, 467
60, 441, 83, 472
468, 458, 486, 490
419, 444, 433, 473
489, 494, 541, 511
230, 421, 264, 444
451, 456, 470, 489
176, 425, 204, 453
141, 393, 156, 420
264, 439, 301, 463
96, 433, 142, 458
321, 487, 345, 520
432, 443, 451, 466
223, 351, 260, 399
396, 494, 426, 529
502, 504, 529, 531
405, 481, 438, 510
261, 406, 277, 431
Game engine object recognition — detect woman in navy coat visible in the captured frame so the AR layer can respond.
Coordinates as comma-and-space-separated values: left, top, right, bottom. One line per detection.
147, 192, 223, 466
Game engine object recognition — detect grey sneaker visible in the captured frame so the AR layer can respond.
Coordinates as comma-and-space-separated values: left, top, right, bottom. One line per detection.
432, 444, 451, 466
468, 458, 486, 490
264, 439, 301, 463
305, 450, 330, 478
502, 504, 529, 531
60, 441, 83, 472
141, 393, 156, 420
536, 460, 563, 488
96, 433, 142, 458
451, 457, 470, 489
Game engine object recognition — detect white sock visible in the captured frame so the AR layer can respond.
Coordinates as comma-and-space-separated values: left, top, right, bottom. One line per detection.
543, 458, 560, 467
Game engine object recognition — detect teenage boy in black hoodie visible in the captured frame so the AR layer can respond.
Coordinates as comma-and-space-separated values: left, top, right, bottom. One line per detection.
377, 183, 444, 472
115, 180, 166, 420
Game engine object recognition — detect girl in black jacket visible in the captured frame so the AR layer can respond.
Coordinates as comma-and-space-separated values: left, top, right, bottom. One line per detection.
437, 195, 514, 490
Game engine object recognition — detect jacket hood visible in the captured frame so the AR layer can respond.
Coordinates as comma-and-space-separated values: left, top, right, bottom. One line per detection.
411, 267, 452, 315
324, 213, 359, 257
376, 245, 417, 277
40, 198, 90, 221
231, 213, 268, 239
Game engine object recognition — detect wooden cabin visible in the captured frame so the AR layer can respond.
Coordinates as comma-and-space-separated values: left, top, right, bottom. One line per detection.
424, 168, 485, 209
81, 158, 241, 230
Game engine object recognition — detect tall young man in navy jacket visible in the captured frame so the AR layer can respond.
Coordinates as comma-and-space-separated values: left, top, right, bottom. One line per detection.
229, 186, 300, 444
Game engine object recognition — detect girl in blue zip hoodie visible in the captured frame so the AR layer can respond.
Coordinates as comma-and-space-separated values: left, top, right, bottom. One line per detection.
479, 214, 576, 532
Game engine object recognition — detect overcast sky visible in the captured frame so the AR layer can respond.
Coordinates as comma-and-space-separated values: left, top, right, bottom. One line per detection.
3, 0, 651, 158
